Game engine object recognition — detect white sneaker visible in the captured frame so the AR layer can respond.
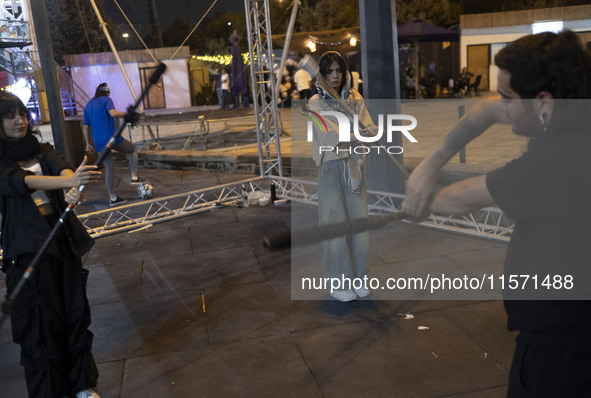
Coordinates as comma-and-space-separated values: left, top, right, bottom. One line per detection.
330, 289, 357, 302
354, 287, 371, 298
76, 388, 101, 398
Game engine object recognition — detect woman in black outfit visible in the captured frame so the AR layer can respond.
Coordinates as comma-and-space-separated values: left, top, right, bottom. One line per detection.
0, 92, 102, 398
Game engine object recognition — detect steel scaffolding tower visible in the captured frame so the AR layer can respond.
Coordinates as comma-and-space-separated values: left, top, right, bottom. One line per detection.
244, 0, 283, 177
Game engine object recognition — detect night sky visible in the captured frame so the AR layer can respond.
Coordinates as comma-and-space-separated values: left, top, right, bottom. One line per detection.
104, 0, 245, 32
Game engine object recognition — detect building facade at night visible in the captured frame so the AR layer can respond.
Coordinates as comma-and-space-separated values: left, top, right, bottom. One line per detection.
460, 4, 591, 92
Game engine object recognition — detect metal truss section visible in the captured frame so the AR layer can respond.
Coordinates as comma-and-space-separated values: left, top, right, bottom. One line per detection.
1, 0, 23, 20
0, 177, 510, 261
78, 177, 273, 238
269, 176, 513, 242
425, 208, 513, 242
244, 0, 283, 177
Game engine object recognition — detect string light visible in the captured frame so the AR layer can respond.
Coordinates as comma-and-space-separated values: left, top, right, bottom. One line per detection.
192, 52, 251, 66
306, 33, 359, 48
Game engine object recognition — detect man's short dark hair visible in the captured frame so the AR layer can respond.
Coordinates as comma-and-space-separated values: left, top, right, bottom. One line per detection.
494, 30, 591, 99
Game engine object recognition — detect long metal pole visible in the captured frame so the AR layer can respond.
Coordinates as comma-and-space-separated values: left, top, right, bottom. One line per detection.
89, 0, 140, 108
147, 0, 164, 48
274, 0, 299, 100
21, 1, 38, 54
29, 0, 66, 154
390, 0, 401, 107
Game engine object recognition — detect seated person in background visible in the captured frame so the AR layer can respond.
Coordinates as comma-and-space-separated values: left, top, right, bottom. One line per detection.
0, 25, 9, 39
405, 67, 425, 98
455, 67, 474, 93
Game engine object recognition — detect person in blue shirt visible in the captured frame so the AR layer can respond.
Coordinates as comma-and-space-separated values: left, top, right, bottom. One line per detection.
83, 83, 143, 206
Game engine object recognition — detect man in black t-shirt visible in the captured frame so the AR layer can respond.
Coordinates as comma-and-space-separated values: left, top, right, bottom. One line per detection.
403, 31, 591, 397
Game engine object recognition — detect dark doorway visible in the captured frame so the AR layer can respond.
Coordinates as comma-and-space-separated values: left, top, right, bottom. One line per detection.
139, 64, 165, 109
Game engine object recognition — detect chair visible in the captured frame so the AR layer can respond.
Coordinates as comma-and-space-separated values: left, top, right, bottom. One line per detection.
466, 75, 482, 97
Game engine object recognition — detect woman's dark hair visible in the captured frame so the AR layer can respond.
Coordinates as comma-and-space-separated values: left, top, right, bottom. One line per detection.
0, 91, 35, 139
319, 51, 348, 94
494, 30, 591, 99
0, 91, 29, 119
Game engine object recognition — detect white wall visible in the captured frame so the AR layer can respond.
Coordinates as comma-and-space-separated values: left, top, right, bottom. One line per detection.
70, 58, 191, 110
489, 44, 506, 92
161, 59, 191, 109
71, 62, 142, 111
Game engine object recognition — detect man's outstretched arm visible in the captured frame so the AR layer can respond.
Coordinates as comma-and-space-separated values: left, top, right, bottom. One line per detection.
430, 175, 495, 216
402, 100, 509, 219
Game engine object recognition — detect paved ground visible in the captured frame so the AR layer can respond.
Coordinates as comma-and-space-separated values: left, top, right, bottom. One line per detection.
0, 97, 521, 397
0, 165, 515, 398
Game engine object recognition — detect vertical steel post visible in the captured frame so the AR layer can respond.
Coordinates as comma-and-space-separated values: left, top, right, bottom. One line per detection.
29, 0, 66, 154
244, 0, 283, 177
274, 0, 299, 100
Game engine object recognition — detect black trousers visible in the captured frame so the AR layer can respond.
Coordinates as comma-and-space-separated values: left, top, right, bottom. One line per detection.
507, 331, 591, 397
6, 218, 98, 398
298, 89, 311, 100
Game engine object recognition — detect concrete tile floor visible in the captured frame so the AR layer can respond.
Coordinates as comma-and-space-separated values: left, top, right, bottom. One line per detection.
0, 165, 516, 397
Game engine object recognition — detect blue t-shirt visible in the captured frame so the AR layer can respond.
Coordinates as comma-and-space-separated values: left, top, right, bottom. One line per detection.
83, 96, 123, 152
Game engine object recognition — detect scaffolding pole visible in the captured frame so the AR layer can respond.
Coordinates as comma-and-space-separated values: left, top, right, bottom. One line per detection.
244, 0, 283, 177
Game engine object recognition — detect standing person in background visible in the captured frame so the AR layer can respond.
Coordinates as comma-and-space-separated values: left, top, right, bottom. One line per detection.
230, 34, 250, 109
349, 68, 361, 93
428, 60, 437, 79
294, 60, 312, 100
308, 51, 375, 302
405, 67, 425, 98
213, 67, 224, 109
83, 83, 143, 207
0, 92, 102, 398
220, 68, 230, 109
403, 30, 591, 397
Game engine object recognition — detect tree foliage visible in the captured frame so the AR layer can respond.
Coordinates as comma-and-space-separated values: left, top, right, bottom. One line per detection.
162, 18, 198, 48
395, 0, 462, 26
162, 11, 247, 55
153, 0, 591, 55
47, 0, 112, 65
269, 0, 297, 35
298, 0, 359, 32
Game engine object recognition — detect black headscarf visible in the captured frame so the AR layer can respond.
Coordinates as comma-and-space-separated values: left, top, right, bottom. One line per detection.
1, 131, 40, 162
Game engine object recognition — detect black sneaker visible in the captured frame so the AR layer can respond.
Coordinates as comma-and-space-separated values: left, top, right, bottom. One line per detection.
130, 176, 145, 184
109, 195, 128, 207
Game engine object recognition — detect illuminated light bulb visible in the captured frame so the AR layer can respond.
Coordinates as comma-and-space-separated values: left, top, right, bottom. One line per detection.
7, 78, 31, 105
